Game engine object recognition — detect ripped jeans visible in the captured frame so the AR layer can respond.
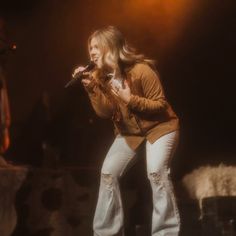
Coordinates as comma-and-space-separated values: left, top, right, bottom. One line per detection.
93, 131, 180, 236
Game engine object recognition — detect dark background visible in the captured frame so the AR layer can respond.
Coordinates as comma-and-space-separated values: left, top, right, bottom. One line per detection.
0, 0, 236, 179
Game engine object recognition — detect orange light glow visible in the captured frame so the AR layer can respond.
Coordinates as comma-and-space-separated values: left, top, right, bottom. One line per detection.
118, 0, 201, 53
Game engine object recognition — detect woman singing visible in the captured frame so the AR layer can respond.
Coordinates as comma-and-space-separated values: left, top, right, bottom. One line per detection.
73, 26, 180, 236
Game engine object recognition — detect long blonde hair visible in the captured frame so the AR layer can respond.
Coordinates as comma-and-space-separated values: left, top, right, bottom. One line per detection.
88, 26, 155, 76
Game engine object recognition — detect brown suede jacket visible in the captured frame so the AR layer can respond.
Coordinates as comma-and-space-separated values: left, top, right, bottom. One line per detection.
86, 63, 179, 150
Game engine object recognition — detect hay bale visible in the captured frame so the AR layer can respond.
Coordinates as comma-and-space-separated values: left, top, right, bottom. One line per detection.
182, 164, 236, 214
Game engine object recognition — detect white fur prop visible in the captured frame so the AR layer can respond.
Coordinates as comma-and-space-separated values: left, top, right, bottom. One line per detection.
182, 164, 236, 213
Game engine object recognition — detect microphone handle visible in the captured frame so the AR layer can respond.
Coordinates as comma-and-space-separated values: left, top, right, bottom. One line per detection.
65, 62, 95, 88
64, 72, 84, 88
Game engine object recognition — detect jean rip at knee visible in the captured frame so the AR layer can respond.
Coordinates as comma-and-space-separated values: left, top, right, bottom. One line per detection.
149, 168, 170, 189
101, 173, 115, 191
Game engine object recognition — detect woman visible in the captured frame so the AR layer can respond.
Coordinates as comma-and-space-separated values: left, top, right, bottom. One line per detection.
73, 26, 180, 236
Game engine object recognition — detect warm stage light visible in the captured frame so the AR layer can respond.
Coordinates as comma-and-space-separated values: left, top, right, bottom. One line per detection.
119, 0, 200, 53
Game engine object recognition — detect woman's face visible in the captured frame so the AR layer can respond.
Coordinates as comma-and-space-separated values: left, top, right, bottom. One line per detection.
89, 37, 103, 68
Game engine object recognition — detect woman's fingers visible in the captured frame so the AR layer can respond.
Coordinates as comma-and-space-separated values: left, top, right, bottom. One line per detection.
72, 66, 86, 78
81, 78, 91, 86
83, 72, 90, 76
111, 88, 119, 97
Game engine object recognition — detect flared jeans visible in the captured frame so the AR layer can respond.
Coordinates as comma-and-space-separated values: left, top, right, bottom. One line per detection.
93, 131, 180, 236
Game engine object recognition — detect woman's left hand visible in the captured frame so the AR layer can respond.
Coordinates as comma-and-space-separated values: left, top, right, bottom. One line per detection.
111, 80, 131, 104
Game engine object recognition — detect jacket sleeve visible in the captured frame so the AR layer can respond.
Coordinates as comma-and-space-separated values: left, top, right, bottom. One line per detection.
86, 83, 115, 119
127, 64, 168, 114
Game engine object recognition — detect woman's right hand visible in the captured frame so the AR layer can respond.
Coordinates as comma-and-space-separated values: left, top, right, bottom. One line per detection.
81, 77, 92, 87
72, 66, 93, 87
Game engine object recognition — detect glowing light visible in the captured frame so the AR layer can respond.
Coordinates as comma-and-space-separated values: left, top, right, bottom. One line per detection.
117, 0, 200, 53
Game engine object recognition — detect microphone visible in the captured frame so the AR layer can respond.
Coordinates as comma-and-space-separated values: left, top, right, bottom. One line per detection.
65, 61, 95, 88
